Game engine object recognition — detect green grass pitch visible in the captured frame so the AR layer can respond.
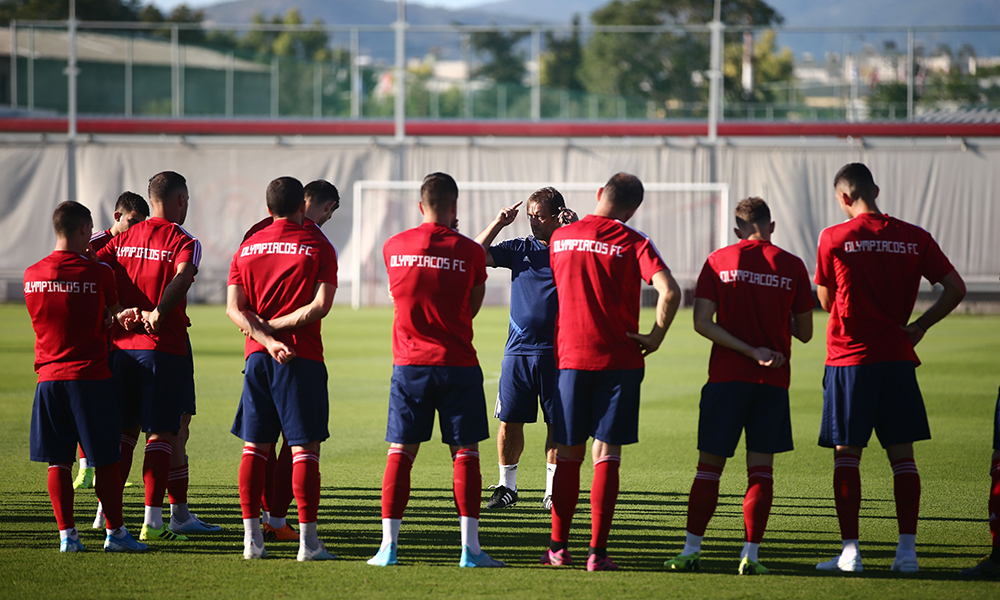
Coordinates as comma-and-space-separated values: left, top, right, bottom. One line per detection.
0, 303, 998, 599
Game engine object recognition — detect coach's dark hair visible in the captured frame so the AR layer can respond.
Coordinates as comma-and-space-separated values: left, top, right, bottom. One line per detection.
266, 176, 305, 218
834, 163, 878, 202
602, 173, 644, 211
116, 191, 150, 217
52, 201, 92, 237
735, 197, 771, 229
420, 172, 459, 211
147, 171, 187, 202
304, 180, 340, 207
527, 187, 565, 217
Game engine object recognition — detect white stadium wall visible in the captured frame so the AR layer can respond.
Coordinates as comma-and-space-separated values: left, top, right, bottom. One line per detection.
0, 135, 997, 305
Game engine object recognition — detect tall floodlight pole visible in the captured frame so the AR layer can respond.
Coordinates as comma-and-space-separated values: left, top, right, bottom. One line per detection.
707, 0, 722, 142
66, 0, 78, 203
394, 0, 406, 142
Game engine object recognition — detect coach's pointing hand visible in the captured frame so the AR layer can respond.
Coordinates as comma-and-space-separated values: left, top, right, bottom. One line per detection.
495, 201, 522, 228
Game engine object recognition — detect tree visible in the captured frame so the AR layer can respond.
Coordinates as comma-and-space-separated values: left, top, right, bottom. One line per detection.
1, 0, 143, 24
722, 28, 793, 103
542, 14, 584, 91
469, 29, 529, 85
578, 0, 783, 105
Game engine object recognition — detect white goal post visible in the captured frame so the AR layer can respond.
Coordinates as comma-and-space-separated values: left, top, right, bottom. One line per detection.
351, 180, 731, 309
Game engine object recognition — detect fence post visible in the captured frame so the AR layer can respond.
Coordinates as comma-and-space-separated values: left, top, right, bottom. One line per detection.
314, 61, 322, 118
351, 28, 360, 118
125, 35, 133, 116
171, 25, 180, 117
531, 27, 540, 121
394, 0, 406, 141
225, 52, 233, 117
906, 28, 914, 121
27, 26, 34, 111
9, 20, 16, 109
707, 0, 722, 142
271, 56, 279, 117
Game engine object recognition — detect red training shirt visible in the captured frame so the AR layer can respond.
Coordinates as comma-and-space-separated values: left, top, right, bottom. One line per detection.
24, 251, 118, 381
243, 216, 317, 243
89, 229, 113, 253
383, 222, 487, 367
229, 219, 338, 362
96, 217, 201, 356
549, 214, 669, 371
695, 239, 815, 388
814, 213, 955, 366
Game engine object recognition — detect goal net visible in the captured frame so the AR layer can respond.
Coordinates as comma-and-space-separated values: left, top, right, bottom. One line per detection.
350, 181, 731, 309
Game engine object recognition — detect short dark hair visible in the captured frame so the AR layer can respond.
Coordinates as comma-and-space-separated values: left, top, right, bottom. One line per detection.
147, 171, 187, 202
53, 201, 91, 237
420, 172, 459, 212
115, 191, 150, 217
833, 163, 878, 202
735, 197, 771, 228
266, 176, 305, 218
304, 180, 340, 207
527, 187, 565, 216
602, 173, 644, 211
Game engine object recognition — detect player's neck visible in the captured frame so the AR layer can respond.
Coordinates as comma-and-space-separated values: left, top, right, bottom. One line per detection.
54, 238, 87, 254
848, 202, 881, 218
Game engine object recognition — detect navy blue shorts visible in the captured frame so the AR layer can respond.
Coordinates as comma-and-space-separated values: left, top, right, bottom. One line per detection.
232, 352, 329, 446
494, 354, 556, 424
30, 379, 122, 467
113, 349, 190, 433
552, 368, 643, 446
698, 381, 793, 457
386, 365, 489, 446
819, 361, 930, 449
993, 386, 1000, 451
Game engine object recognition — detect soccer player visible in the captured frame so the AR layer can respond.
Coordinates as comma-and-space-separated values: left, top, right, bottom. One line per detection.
545, 173, 681, 571
96, 171, 208, 543
663, 197, 814, 575
369, 172, 504, 568
227, 176, 338, 561
474, 188, 577, 510
25, 201, 146, 553
813, 163, 966, 574
73, 191, 150, 490
240, 179, 340, 543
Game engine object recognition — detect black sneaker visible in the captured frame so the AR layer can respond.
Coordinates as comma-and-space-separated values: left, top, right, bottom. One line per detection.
485, 485, 518, 509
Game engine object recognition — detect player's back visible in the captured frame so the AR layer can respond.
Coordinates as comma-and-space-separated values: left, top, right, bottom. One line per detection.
383, 223, 486, 367
24, 251, 115, 381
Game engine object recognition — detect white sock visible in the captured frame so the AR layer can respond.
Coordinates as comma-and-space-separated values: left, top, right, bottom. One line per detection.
170, 502, 191, 523
545, 462, 556, 497
59, 527, 79, 541
268, 516, 286, 530
144, 505, 163, 529
741, 542, 760, 562
896, 533, 916, 556
300, 521, 319, 551
841, 539, 861, 560
499, 462, 518, 490
79, 457, 89, 470
261, 509, 270, 524
243, 517, 263, 547
381, 518, 402, 548
460, 516, 480, 554
682, 531, 703, 556
108, 526, 128, 539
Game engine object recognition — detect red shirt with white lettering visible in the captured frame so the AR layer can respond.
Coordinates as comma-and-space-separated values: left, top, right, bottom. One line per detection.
89, 229, 113, 253
814, 213, 955, 366
96, 217, 200, 356
383, 222, 487, 367
243, 216, 317, 242
695, 239, 814, 387
229, 219, 338, 361
24, 251, 118, 381
549, 214, 669, 371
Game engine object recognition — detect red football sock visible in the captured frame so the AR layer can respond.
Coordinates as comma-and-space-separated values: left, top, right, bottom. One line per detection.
891, 458, 920, 535
78, 445, 86, 460
239, 446, 268, 520
452, 449, 481, 519
142, 439, 172, 509
551, 457, 582, 544
744, 465, 774, 544
47, 464, 74, 531
272, 439, 295, 519
167, 463, 189, 506
292, 451, 320, 524
119, 433, 138, 484
381, 448, 415, 520
94, 463, 124, 530
590, 455, 620, 549
990, 458, 1000, 547
833, 454, 862, 540
686, 462, 724, 536
260, 445, 277, 514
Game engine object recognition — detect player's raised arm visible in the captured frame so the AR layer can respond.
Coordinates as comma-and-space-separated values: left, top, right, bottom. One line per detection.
266, 282, 336, 331
226, 284, 295, 364
693, 297, 786, 368
626, 268, 681, 356
474, 201, 522, 268
143, 261, 196, 334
